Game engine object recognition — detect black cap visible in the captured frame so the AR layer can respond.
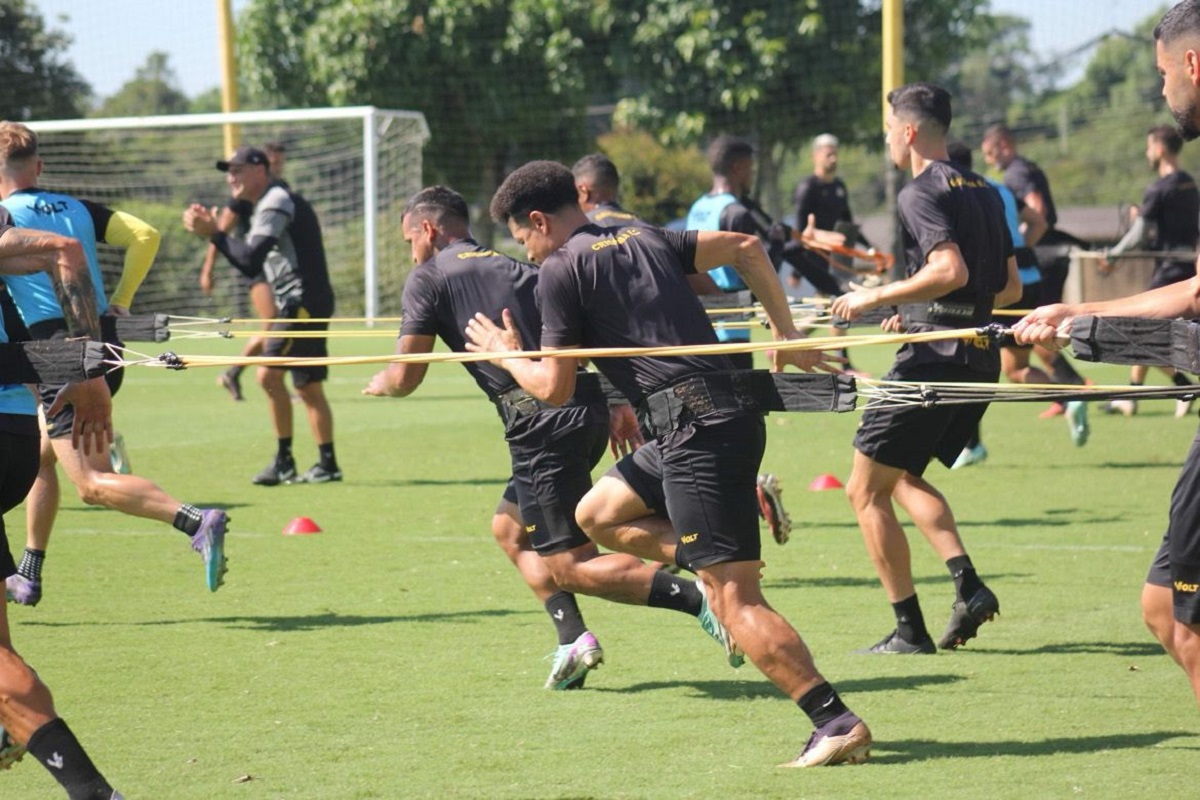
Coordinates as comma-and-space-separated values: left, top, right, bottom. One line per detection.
216, 146, 269, 171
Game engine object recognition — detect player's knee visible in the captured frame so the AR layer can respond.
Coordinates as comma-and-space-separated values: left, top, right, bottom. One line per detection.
0, 646, 43, 702
490, 513, 523, 553
573, 494, 604, 536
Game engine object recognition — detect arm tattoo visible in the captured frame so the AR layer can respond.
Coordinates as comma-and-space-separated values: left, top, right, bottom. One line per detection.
52, 263, 102, 339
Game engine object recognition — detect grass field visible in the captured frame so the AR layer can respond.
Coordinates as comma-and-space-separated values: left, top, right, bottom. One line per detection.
4, 331, 1199, 798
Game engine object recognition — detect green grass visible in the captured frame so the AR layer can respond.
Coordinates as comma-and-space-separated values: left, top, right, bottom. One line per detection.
5, 331, 1199, 798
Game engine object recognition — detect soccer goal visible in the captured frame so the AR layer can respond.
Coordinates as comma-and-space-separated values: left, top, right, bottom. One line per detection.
27, 107, 429, 321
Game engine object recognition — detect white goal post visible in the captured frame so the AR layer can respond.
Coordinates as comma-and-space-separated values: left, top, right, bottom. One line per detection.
26, 107, 430, 322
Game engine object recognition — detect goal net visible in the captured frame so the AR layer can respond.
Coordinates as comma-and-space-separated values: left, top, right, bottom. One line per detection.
27, 107, 429, 321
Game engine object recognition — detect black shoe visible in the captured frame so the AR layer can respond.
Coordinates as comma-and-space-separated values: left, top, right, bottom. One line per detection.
299, 463, 343, 483
252, 457, 297, 486
218, 371, 244, 402
939, 586, 1000, 650
857, 629, 936, 655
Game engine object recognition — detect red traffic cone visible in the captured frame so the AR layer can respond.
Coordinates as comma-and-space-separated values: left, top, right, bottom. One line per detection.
283, 516, 322, 535
808, 473, 844, 491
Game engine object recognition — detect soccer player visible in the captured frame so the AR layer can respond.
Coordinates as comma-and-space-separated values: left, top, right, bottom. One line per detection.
1099, 124, 1199, 418
831, 83, 1021, 654
465, 160, 871, 768
944, 141, 1086, 467
364, 185, 741, 688
791, 133, 873, 289
1015, 0, 1200, 705
183, 145, 341, 486
200, 141, 289, 402
0, 215, 123, 797
0, 122, 227, 605
981, 121, 1093, 418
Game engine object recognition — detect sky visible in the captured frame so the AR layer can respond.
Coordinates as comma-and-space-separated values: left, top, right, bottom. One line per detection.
33, 0, 1167, 104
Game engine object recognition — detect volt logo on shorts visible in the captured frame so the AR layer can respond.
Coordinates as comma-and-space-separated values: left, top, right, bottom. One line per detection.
525, 524, 537, 534
680, 533, 699, 544
1175, 580, 1199, 593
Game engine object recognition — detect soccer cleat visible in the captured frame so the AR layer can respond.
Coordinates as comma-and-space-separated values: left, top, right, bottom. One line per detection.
5, 573, 41, 607
109, 431, 132, 475
779, 713, 872, 768
0, 726, 25, 770
1038, 401, 1065, 419
951, 443, 988, 469
218, 370, 244, 402
696, 580, 745, 668
939, 585, 1000, 650
756, 473, 792, 545
1103, 398, 1137, 417
191, 509, 229, 592
1065, 400, 1089, 447
252, 457, 297, 486
299, 463, 343, 484
544, 631, 604, 690
1176, 396, 1196, 419
857, 629, 936, 655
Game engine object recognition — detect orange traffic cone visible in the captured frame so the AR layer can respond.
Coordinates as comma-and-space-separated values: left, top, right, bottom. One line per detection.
283, 516, 323, 535
808, 473, 844, 491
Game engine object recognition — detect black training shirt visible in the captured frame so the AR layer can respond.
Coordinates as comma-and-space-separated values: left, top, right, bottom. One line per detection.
793, 175, 854, 232
1141, 170, 1200, 268
400, 239, 595, 443
896, 161, 1013, 371
537, 223, 733, 405
586, 202, 649, 228
1002, 156, 1057, 228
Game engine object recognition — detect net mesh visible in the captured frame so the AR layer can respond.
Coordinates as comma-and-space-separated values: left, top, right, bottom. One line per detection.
28, 109, 428, 319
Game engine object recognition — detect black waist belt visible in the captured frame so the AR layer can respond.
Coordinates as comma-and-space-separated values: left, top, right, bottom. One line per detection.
638, 370, 856, 437
0, 340, 109, 384
30, 314, 170, 343
900, 301, 992, 328
1070, 315, 1200, 374
493, 372, 604, 428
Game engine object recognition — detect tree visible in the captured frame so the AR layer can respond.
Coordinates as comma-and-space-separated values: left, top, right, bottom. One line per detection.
95, 52, 190, 118
938, 14, 1038, 140
0, 0, 91, 120
612, 0, 990, 214
237, 0, 611, 239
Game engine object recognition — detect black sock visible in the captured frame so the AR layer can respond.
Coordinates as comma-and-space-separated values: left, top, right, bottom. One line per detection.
892, 594, 928, 643
1051, 357, 1085, 386
26, 718, 115, 800
226, 364, 243, 381
173, 504, 203, 536
648, 571, 702, 616
277, 438, 293, 463
797, 682, 852, 729
1130, 381, 1144, 387
544, 591, 587, 645
318, 442, 338, 470
18, 548, 45, 581
1173, 372, 1194, 387
965, 426, 981, 449
947, 555, 983, 601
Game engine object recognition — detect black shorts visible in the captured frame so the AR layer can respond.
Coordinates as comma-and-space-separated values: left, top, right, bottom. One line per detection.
30, 320, 124, 440
263, 311, 329, 387
509, 422, 607, 556
854, 362, 999, 476
1149, 262, 1196, 291
0, 426, 41, 578
615, 411, 765, 571
994, 283, 1042, 347
1150, 428, 1200, 623
501, 479, 518, 506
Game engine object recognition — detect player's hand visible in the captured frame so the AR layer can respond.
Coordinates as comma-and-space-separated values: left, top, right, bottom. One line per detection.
880, 313, 903, 333
770, 333, 845, 374
182, 204, 219, 237
829, 282, 879, 322
1011, 303, 1074, 348
464, 309, 524, 360
107, 304, 129, 317
608, 403, 643, 459
199, 268, 215, 296
362, 370, 392, 397
49, 377, 113, 455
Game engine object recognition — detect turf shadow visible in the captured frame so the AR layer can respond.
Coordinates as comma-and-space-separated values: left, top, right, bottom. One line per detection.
979, 640, 1166, 657
590, 673, 963, 701
814, 514, 1120, 530
868, 730, 1194, 763
767, 572, 1031, 590
349, 476, 510, 488
23, 608, 527, 632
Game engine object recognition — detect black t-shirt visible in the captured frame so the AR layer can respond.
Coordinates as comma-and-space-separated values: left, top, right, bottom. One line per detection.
586, 202, 648, 227
537, 223, 734, 405
896, 161, 1013, 371
1141, 170, 1200, 267
1003, 156, 1057, 228
793, 175, 853, 232
399, 239, 595, 443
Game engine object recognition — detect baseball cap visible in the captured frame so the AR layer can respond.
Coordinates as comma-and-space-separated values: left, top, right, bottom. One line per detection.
216, 146, 269, 171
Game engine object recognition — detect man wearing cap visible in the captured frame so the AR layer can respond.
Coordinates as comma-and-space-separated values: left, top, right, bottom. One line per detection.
183, 146, 341, 486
